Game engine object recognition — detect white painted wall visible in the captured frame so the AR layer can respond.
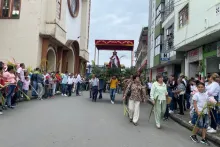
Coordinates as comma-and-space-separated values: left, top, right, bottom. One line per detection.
174, 0, 220, 49
0, 0, 42, 68
65, 0, 82, 41
152, 68, 157, 80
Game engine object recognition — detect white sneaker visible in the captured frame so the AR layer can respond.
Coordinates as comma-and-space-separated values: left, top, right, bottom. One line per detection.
207, 128, 217, 133
0, 111, 3, 115
207, 126, 211, 130
64, 94, 67, 97
189, 121, 192, 125
156, 124, 161, 129
111, 100, 114, 104
169, 110, 174, 114
61, 94, 64, 96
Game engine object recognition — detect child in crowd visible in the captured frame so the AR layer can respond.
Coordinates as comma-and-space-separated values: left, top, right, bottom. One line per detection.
22, 76, 30, 96
190, 82, 210, 146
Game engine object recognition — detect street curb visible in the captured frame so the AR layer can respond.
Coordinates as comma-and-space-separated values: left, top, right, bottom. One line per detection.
147, 100, 220, 146
170, 114, 220, 146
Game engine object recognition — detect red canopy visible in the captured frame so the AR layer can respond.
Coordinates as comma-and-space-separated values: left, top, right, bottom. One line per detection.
95, 40, 134, 51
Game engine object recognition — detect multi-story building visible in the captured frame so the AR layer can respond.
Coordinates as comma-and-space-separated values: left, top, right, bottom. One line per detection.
174, 0, 220, 78
148, 0, 220, 80
135, 27, 148, 73
0, 0, 90, 74
148, 0, 184, 80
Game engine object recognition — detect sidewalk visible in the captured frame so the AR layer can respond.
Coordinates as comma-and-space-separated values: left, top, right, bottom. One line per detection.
169, 110, 220, 145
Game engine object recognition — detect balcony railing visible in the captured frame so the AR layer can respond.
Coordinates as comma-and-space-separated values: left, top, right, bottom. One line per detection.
164, 0, 174, 19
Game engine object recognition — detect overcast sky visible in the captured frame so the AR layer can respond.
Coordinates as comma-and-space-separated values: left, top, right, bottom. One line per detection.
88, 0, 149, 67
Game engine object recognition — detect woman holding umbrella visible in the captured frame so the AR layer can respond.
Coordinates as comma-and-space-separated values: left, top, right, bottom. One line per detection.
150, 74, 168, 129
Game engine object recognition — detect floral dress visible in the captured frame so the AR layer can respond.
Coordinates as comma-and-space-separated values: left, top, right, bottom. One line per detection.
125, 81, 147, 102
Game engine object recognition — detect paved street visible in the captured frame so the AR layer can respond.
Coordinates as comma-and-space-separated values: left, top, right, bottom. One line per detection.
0, 92, 217, 147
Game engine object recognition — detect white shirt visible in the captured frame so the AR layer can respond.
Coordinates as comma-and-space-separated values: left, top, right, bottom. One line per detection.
67, 77, 74, 84
206, 81, 220, 96
73, 78, 77, 84
76, 74, 82, 83
192, 92, 209, 114
17, 67, 25, 82
148, 82, 152, 89
89, 78, 99, 86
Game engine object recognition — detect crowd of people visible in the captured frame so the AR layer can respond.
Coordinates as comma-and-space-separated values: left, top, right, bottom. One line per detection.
1, 60, 220, 145
0, 62, 87, 115
144, 73, 220, 145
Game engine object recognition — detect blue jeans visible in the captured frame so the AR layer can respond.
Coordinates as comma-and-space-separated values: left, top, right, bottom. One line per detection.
110, 88, 116, 101
32, 81, 38, 96
185, 93, 191, 109
6, 85, 16, 107
61, 84, 67, 95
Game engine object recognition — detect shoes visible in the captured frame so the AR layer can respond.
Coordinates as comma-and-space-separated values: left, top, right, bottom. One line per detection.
111, 100, 114, 104
0, 111, 3, 115
133, 122, 137, 126
156, 123, 161, 129
207, 128, 217, 133
207, 126, 211, 130
190, 135, 199, 143
169, 110, 174, 114
200, 139, 210, 146
61, 94, 64, 96
64, 94, 67, 97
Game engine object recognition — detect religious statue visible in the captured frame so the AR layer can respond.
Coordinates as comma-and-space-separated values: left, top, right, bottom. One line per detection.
109, 50, 120, 68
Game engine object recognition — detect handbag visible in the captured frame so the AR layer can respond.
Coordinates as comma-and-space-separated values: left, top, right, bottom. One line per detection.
166, 95, 172, 104
127, 83, 132, 97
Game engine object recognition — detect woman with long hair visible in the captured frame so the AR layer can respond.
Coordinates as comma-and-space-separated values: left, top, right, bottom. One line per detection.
123, 75, 146, 126
150, 74, 168, 128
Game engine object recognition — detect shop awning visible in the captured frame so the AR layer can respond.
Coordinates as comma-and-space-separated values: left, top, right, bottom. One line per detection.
95, 40, 134, 51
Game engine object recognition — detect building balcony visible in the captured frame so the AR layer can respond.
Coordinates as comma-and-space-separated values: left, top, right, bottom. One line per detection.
164, 0, 174, 20
154, 54, 161, 66
155, 22, 163, 38
40, 0, 66, 44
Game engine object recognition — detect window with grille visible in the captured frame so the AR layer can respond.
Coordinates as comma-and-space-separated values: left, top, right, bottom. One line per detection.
179, 4, 189, 28
0, 0, 21, 19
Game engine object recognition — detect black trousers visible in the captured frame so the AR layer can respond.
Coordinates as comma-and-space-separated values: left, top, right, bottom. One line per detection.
178, 95, 184, 114
98, 89, 103, 99
67, 84, 73, 96
92, 86, 98, 101
76, 82, 80, 95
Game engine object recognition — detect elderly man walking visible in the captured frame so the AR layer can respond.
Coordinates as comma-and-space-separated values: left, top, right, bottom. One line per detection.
89, 74, 99, 102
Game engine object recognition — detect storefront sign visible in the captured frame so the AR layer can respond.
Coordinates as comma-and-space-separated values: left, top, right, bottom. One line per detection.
157, 67, 164, 73
217, 41, 220, 57
188, 48, 201, 63
161, 53, 170, 61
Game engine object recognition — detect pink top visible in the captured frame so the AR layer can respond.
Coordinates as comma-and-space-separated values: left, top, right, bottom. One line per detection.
3, 72, 16, 84
23, 80, 30, 90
